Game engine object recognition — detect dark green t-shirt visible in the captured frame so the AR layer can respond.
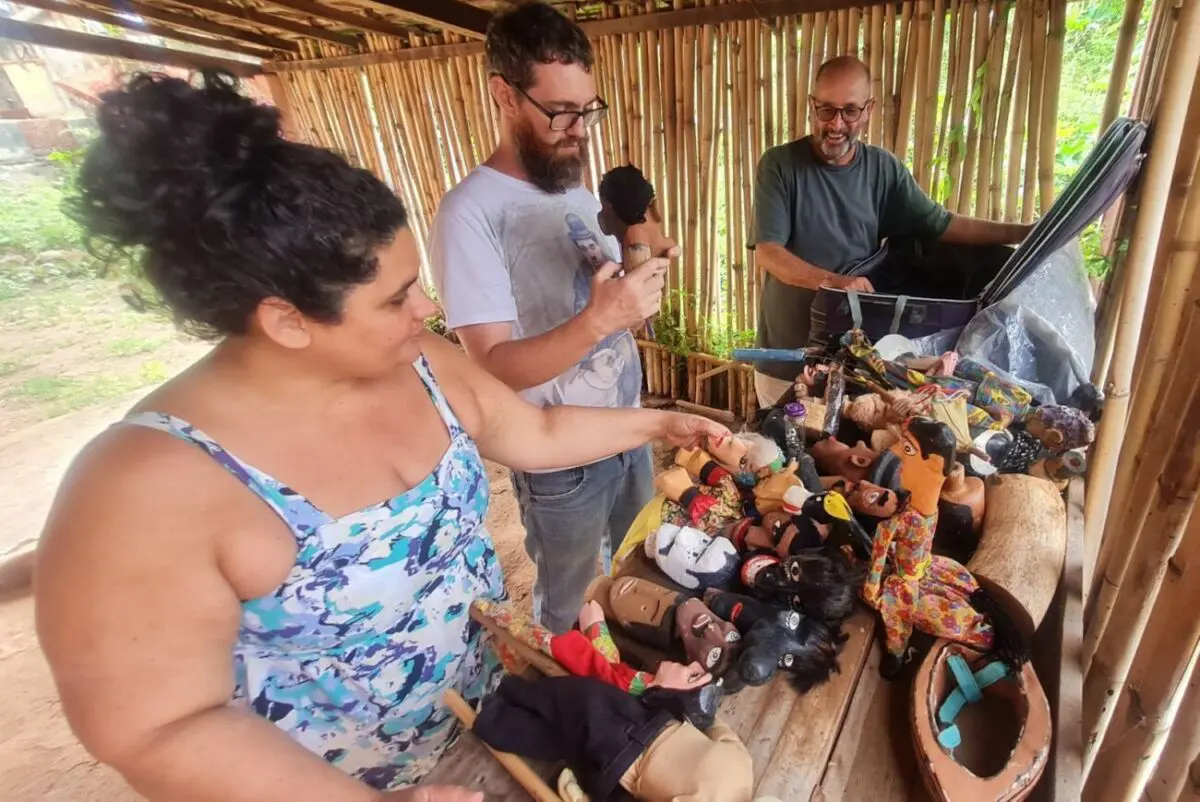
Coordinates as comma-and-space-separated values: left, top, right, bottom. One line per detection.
750, 137, 952, 380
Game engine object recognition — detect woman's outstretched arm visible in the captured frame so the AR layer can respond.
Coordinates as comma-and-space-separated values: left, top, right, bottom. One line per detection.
422, 332, 731, 472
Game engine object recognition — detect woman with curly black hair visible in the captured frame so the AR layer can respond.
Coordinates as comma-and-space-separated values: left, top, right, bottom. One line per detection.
33, 70, 730, 802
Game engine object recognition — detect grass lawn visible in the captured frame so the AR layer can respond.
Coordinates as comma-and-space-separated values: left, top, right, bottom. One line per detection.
0, 164, 208, 435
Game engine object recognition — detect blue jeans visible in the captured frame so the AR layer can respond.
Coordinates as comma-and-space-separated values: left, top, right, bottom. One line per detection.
510, 446, 655, 634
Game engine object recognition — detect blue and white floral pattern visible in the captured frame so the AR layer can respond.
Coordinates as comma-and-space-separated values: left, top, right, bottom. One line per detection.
123, 355, 505, 790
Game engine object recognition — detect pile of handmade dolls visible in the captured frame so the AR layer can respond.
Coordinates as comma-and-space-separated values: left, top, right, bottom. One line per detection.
463, 328, 1096, 802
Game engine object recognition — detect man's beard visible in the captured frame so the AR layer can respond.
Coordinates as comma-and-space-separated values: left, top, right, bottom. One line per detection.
514, 118, 588, 194
815, 127, 859, 162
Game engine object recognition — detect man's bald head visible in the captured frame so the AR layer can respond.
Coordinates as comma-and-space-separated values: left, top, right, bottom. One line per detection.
814, 56, 871, 93
808, 56, 874, 164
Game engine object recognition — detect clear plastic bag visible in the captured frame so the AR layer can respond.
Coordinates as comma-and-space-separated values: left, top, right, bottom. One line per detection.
955, 240, 1095, 404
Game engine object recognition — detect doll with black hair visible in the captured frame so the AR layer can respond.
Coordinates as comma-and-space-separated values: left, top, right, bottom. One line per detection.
598, 165, 679, 270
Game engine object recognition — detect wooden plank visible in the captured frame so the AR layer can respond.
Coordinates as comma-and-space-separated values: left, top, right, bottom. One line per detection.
74, 0, 297, 51
258, 0, 415, 39
815, 639, 931, 802
1049, 479, 1086, 802
10, 0, 273, 58
266, 0, 898, 72
356, 0, 490, 38
0, 17, 262, 74
754, 609, 876, 799
167, 0, 358, 46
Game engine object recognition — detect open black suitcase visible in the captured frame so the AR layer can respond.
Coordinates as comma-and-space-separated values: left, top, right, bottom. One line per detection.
806, 118, 1148, 348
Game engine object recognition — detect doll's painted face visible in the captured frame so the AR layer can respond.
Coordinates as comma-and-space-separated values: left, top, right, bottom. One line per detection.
676, 599, 741, 674
822, 477, 900, 518
891, 426, 947, 510
811, 437, 878, 481
611, 577, 679, 627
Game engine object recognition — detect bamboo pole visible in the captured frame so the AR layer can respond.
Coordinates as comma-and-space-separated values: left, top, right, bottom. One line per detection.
868, 5, 884, 144
977, 0, 1009, 218
1083, 510, 1200, 799
1099, 137, 1200, 589
895, 2, 917, 160
1101, 0, 1148, 133
920, 0, 945, 192
948, 0, 975, 211
1038, 0, 1066, 211
1083, 371, 1200, 777
882, 3, 896, 149
1087, 307, 1200, 662
933, 0, 961, 200
911, 0, 934, 188
800, 13, 816, 138
1135, 78, 1200, 390
993, 0, 1024, 216
959, 0, 991, 214
1144, 674, 1200, 801
683, 23, 699, 340
1084, 0, 1200, 591
1006, 0, 1032, 221
1021, 0, 1047, 221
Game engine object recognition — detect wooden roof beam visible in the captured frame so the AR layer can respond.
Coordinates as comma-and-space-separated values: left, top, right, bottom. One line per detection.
355, 0, 490, 39
78, 0, 299, 52
0, 16, 261, 75
265, 0, 892, 72
258, 0, 414, 40
11, 0, 275, 59
160, 0, 359, 47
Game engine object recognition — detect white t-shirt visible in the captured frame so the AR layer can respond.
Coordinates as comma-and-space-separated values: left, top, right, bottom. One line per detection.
429, 166, 643, 411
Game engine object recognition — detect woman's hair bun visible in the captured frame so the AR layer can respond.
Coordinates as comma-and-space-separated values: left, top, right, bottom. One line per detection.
75, 69, 282, 251
72, 69, 407, 339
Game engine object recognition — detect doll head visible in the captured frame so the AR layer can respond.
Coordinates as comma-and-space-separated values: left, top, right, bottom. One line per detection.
892, 417, 956, 515
597, 164, 655, 237
811, 436, 878, 481
1025, 405, 1095, 453
675, 598, 741, 675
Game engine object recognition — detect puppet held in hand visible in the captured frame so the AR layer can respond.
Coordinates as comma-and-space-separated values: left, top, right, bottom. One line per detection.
473, 674, 754, 802
586, 576, 743, 677
861, 417, 1026, 679
704, 588, 845, 692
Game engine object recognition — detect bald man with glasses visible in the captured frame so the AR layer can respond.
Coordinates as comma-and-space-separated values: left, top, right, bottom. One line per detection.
748, 56, 1032, 407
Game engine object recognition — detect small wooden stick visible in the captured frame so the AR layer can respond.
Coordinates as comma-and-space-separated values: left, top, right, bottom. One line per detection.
443, 690, 563, 802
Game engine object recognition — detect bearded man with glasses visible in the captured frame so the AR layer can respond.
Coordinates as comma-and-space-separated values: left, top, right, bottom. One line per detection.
748, 56, 1032, 408
431, 2, 670, 635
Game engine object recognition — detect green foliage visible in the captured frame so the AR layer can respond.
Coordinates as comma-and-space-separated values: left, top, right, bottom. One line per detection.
4, 359, 169, 417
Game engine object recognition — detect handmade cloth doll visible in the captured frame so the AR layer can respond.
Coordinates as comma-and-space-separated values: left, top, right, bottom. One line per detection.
471, 599, 711, 698
586, 576, 743, 676
811, 437, 880, 482
738, 550, 862, 625
473, 675, 755, 802
1022, 404, 1096, 454
656, 464, 744, 532
645, 522, 740, 590
861, 417, 1025, 678
703, 589, 844, 692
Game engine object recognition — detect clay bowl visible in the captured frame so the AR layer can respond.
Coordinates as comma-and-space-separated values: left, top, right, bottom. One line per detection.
911, 640, 1051, 802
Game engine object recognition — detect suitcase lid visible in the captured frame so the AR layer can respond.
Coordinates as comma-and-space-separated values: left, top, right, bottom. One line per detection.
978, 117, 1148, 307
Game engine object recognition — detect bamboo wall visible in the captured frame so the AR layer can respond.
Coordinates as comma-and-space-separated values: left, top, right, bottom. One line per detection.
273, 0, 1065, 366
1081, 0, 1200, 797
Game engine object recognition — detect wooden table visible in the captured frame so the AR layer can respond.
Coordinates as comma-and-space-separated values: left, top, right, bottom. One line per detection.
424, 608, 935, 802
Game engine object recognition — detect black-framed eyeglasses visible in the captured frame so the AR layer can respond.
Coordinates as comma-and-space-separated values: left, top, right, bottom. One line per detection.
499, 75, 608, 131
809, 97, 874, 123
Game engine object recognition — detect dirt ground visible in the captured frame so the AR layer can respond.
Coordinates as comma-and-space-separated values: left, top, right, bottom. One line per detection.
0, 391, 542, 801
